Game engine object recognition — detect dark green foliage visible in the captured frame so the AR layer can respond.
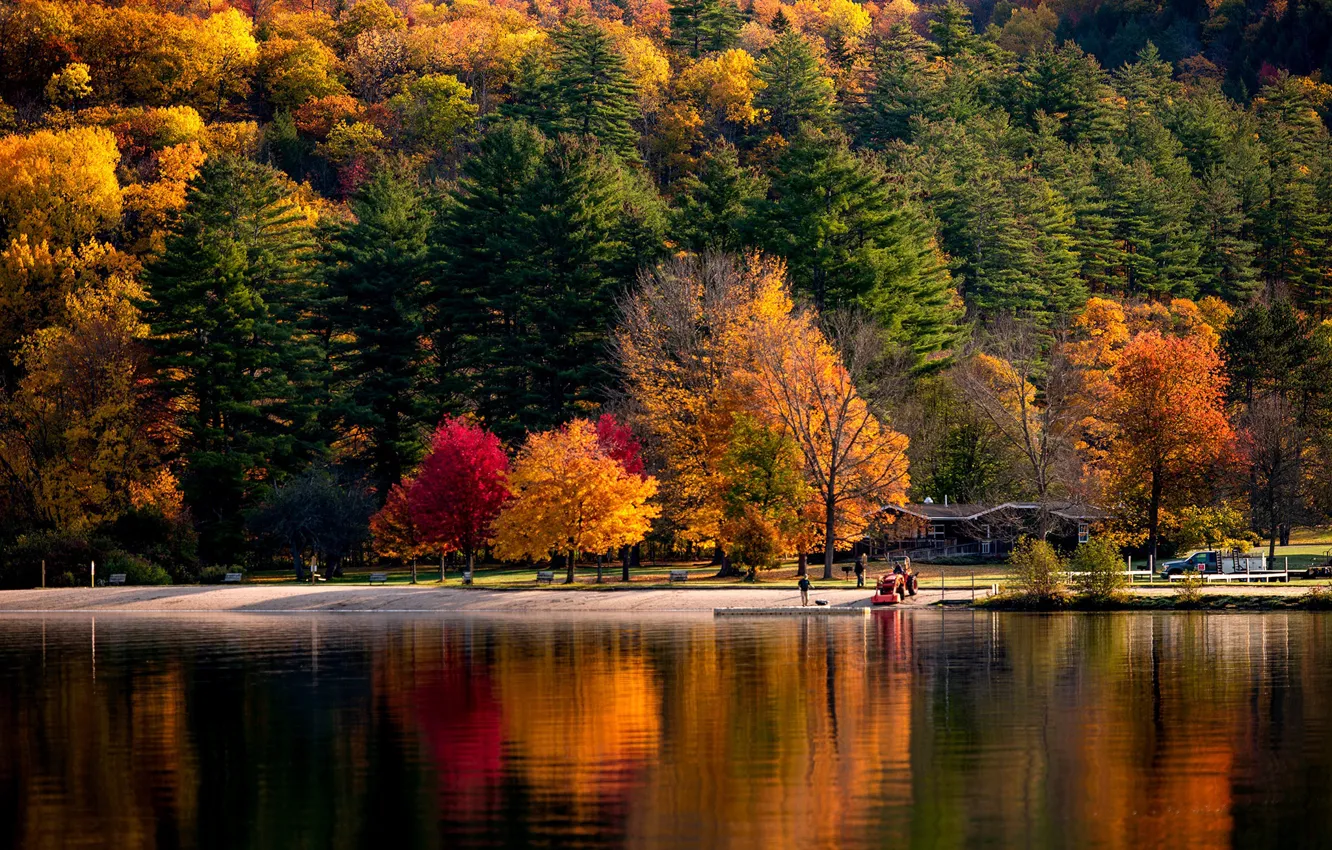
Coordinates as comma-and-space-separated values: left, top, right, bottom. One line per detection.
143, 156, 323, 563
924, 421, 1006, 504
509, 15, 641, 160
755, 31, 835, 136
319, 168, 431, 499
248, 467, 374, 579
672, 141, 768, 252
744, 129, 965, 361
668, 0, 743, 57
433, 120, 666, 441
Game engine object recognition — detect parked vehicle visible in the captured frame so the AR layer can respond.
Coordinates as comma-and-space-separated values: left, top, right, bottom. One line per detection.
1159, 549, 1265, 578
1303, 549, 1332, 579
871, 558, 918, 605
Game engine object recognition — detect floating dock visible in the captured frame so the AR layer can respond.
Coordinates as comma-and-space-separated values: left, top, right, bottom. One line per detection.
714, 606, 870, 617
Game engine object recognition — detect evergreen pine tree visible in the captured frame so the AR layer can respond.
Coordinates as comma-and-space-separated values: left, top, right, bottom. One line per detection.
668, 0, 743, 58
672, 141, 768, 252
319, 168, 431, 500
433, 121, 667, 441
143, 156, 322, 562
755, 31, 835, 137
928, 1, 978, 60
548, 14, 641, 160
745, 128, 965, 361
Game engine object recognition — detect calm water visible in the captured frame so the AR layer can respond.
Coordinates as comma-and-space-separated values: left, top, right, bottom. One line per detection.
3, 611, 1332, 849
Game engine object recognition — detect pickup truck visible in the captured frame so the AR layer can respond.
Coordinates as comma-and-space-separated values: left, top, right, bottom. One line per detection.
1159, 549, 1264, 578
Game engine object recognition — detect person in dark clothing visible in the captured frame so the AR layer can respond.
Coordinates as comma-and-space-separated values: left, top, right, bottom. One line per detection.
798, 575, 811, 606
854, 554, 867, 588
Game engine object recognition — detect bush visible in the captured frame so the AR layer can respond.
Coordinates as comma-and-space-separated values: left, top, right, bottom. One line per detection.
1174, 572, 1204, 607
1071, 539, 1126, 601
1006, 538, 1068, 606
102, 550, 172, 586
1298, 584, 1332, 610
198, 565, 233, 584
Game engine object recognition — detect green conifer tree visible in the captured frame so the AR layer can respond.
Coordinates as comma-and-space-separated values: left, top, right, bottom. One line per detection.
755, 31, 835, 137
319, 168, 431, 499
143, 156, 322, 562
672, 141, 768, 252
433, 121, 666, 440
668, 0, 744, 58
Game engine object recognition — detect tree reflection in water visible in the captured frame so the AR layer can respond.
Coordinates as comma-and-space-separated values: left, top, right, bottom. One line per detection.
1, 612, 1329, 848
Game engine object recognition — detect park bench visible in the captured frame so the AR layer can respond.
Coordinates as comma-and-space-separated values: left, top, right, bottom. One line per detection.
669, 570, 689, 583
536, 570, 554, 585
223, 572, 242, 584
368, 572, 388, 585
461, 571, 473, 586
108, 573, 126, 586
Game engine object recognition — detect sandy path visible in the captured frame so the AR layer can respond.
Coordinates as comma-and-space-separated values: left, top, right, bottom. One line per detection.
0, 585, 954, 613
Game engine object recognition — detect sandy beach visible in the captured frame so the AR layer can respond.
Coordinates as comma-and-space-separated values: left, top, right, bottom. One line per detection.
0, 585, 930, 613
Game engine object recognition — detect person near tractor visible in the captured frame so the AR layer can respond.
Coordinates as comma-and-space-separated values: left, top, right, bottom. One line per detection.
798, 575, 811, 606
854, 554, 867, 588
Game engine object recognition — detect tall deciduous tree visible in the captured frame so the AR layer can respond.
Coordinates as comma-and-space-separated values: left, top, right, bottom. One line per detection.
370, 478, 432, 580
409, 417, 511, 576
320, 168, 430, 498
749, 308, 911, 579
143, 156, 322, 562
493, 419, 659, 583
1100, 330, 1236, 564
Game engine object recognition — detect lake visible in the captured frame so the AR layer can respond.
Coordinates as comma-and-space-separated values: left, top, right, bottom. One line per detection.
2, 611, 1331, 848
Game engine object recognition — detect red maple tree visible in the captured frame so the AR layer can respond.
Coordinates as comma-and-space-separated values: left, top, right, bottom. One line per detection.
409, 417, 511, 574
595, 414, 646, 478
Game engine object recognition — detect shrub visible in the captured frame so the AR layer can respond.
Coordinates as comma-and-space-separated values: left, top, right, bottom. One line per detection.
102, 550, 171, 586
1174, 572, 1204, 607
1298, 584, 1332, 610
198, 565, 232, 584
1009, 538, 1066, 599
1071, 539, 1126, 601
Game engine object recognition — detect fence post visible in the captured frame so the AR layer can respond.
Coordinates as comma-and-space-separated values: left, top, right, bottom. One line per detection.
971, 572, 975, 602
941, 567, 945, 600
41, 560, 45, 589
90, 560, 95, 589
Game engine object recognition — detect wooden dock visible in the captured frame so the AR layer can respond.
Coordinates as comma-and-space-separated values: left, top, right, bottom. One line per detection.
714, 606, 870, 617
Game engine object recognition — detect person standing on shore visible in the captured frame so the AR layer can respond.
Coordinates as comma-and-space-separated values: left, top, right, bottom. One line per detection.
855, 554, 867, 588
798, 575, 811, 606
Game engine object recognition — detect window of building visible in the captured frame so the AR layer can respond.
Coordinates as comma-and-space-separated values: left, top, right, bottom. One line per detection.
1078, 523, 1089, 544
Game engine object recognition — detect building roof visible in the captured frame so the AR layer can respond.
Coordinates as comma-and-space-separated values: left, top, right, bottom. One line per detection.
884, 502, 1108, 522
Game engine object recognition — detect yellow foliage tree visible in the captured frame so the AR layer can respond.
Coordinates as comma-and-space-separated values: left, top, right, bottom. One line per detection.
0, 127, 122, 247
677, 48, 765, 131
615, 253, 792, 549
493, 420, 660, 584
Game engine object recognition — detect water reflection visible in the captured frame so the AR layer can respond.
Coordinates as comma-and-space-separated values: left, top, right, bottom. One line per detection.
2, 612, 1331, 848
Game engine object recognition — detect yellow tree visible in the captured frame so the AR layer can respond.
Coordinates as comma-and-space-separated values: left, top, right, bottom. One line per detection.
748, 307, 911, 579
0, 127, 122, 247
493, 420, 659, 584
614, 252, 791, 550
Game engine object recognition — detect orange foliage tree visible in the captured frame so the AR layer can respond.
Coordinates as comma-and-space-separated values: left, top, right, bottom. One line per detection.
748, 308, 911, 580
1099, 330, 1236, 563
369, 478, 434, 582
492, 419, 659, 584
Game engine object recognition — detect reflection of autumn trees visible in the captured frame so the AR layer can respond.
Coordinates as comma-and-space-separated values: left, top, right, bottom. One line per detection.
9, 614, 1332, 848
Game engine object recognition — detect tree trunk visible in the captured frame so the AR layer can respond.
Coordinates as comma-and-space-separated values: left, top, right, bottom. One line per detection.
411, 558, 417, 585
292, 544, 305, 582
440, 553, 446, 584
823, 496, 836, 580
467, 550, 475, 579
596, 554, 603, 584
797, 552, 807, 578
565, 550, 576, 584
1147, 466, 1163, 569
621, 545, 631, 583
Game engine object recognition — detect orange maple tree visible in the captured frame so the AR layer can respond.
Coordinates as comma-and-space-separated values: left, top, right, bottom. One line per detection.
1099, 330, 1236, 563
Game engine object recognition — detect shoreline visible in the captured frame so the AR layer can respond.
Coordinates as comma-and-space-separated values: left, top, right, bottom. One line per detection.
0, 585, 902, 614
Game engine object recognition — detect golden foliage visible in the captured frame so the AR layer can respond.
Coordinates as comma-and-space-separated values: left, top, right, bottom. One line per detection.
492, 420, 660, 563
0, 126, 122, 247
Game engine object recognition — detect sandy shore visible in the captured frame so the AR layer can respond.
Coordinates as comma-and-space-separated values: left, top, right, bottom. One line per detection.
0, 585, 948, 613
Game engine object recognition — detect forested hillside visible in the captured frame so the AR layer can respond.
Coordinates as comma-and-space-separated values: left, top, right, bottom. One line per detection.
0, 0, 1330, 580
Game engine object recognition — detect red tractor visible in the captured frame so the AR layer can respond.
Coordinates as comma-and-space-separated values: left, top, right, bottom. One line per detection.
871, 557, 918, 605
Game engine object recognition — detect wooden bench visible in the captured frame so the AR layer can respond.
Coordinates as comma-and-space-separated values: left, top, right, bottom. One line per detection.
108, 573, 126, 586
223, 572, 242, 584
669, 570, 689, 583
461, 571, 473, 586
368, 572, 388, 585
536, 570, 554, 585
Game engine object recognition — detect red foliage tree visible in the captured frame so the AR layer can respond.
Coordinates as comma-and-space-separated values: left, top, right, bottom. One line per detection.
595, 414, 648, 580
409, 417, 511, 575
595, 413, 646, 478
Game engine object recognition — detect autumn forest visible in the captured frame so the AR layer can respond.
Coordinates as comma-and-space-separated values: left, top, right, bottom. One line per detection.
1, 0, 1331, 584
